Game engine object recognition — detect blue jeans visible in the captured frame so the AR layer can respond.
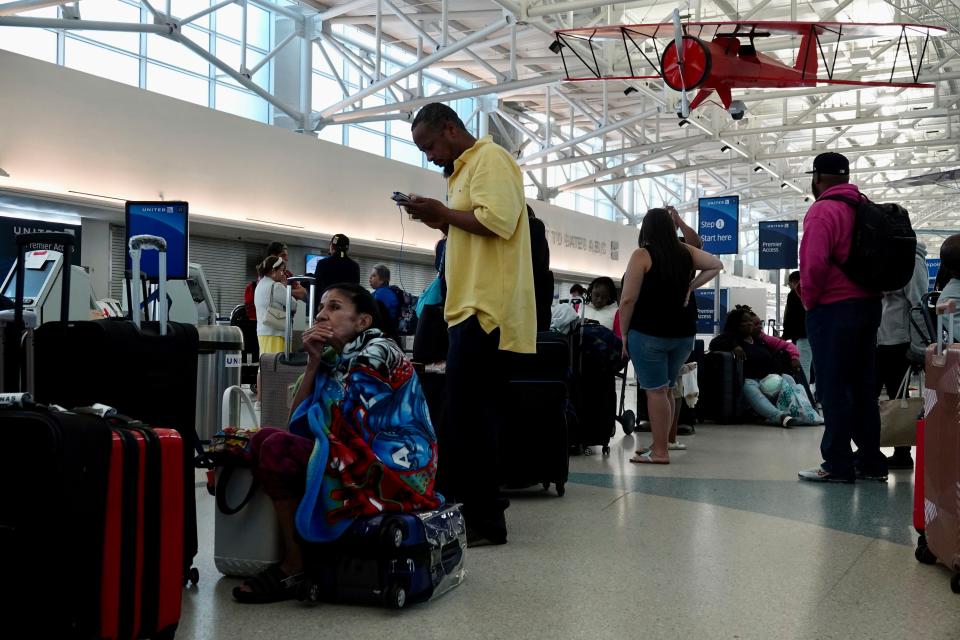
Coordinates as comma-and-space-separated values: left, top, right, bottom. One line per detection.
627, 331, 695, 390
806, 298, 885, 477
742, 378, 784, 425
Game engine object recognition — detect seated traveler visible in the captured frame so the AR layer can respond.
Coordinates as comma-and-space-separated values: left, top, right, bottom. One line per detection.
709, 306, 820, 428
233, 283, 442, 603
583, 276, 619, 331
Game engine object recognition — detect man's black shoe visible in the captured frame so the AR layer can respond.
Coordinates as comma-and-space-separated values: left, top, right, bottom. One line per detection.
855, 468, 889, 482
886, 454, 914, 470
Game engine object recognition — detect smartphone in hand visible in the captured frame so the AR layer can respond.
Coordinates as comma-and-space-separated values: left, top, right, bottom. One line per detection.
391, 191, 413, 204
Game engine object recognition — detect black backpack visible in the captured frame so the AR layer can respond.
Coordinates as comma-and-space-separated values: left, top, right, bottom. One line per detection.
820, 194, 917, 292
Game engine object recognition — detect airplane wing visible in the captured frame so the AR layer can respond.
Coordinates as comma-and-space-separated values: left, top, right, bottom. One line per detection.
555, 21, 947, 41
887, 168, 960, 189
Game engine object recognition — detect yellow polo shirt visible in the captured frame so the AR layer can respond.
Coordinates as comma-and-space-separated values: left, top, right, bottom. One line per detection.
445, 136, 536, 354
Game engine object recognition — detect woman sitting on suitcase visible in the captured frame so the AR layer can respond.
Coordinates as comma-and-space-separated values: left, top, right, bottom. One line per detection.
709, 306, 820, 427
234, 283, 442, 604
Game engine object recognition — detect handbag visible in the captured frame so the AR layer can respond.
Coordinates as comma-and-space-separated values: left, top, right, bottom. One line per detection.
262, 284, 287, 332
210, 386, 262, 515
879, 368, 923, 447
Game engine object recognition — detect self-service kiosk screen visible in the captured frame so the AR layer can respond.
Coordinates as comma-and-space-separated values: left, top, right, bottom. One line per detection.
305, 253, 325, 274
124, 202, 189, 281
2, 253, 58, 302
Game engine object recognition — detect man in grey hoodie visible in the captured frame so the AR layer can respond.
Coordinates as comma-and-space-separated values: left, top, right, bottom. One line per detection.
875, 241, 928, 469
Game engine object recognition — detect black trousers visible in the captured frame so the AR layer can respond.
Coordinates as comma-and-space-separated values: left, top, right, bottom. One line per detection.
439, 315, 509, 537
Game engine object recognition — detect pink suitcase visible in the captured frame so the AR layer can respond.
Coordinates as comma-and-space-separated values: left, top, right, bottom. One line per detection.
916, 299, 960, 594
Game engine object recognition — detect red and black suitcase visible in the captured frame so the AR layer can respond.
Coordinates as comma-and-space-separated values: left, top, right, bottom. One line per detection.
0, 396, 184, 638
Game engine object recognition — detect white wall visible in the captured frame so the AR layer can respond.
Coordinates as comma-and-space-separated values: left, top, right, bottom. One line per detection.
80, 218, 111, 299
0, 50, 639, 282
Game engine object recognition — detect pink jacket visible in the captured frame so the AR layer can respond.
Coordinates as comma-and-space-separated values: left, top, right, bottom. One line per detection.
759, 333, 799, 360
799, 183, 878, 310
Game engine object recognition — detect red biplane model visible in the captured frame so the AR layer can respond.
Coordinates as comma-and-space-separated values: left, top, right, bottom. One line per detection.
553, 11, 945, 119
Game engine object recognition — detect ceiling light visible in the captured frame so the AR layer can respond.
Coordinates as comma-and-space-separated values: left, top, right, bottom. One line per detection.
548, 40, 564, 54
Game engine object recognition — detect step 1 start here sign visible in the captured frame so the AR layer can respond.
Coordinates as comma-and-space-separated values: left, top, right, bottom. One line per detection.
698, 196, 739, 255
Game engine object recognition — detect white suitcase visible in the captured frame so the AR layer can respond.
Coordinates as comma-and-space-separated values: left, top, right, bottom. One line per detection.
213, 385, 283, 577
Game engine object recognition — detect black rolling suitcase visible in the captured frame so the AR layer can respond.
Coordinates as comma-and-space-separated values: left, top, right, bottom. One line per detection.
500, 330, 571, 496
570, 324, 619, 455
31, 233, 201, 584
0, 394, 114, 638
696, 351, 745, 423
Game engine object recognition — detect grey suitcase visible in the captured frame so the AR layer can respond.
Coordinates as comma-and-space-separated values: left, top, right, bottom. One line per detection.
258, 276, 314, 429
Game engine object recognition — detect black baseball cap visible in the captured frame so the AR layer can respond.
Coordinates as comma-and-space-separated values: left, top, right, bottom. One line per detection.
331, 234, 350, 251
806, 152, 849, 176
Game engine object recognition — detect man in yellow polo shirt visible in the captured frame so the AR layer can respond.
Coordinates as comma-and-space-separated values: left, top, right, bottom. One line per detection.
403, 102, 536, 546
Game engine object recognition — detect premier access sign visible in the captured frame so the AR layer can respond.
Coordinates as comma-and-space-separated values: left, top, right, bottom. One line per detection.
758, 220, 799, 270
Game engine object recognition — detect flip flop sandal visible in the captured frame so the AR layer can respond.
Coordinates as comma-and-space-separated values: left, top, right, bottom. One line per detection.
232, 564, 304, 604
636, 443, 686, 455
629, 451, 669, 465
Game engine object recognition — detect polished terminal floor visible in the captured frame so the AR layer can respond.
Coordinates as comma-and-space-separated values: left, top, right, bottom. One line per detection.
179, 384, 960, 640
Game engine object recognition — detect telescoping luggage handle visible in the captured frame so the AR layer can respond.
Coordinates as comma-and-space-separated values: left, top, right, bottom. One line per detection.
128, 234, 168, 336
286, 276, 316, 355
935, 298, 957, 356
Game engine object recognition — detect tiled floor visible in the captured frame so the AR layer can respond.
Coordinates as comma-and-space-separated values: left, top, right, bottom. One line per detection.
178, 385, 960, 640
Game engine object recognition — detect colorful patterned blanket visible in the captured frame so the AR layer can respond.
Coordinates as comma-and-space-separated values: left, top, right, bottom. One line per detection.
292, 329, 442, 542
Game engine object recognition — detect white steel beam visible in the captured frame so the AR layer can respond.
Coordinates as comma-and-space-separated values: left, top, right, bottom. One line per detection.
321, 73, 562, 125
0, 15, 172, 32
318, 17, 510, 118
521, 109, 659, 163
0, 0, 71, 16
329, 10, 503, 24
181, 0, 235, 27
557, 137, 703, 190
318, 0, 371, 22
177, 33, 303, 122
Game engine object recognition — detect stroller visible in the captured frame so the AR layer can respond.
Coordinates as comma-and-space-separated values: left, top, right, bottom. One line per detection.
616, 365, 636, 435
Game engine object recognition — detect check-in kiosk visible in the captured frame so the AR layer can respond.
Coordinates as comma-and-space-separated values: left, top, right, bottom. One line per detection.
0, 248, 98, 323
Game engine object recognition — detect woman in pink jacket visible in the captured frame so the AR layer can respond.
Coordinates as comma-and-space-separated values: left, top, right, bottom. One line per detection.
709, 306, 816, 427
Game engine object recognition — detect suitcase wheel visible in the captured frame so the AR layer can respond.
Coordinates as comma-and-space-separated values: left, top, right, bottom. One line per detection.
952, 573, 960, 595
299, 580, 321, 603
601, 445, 610, 456
915, 536, 937, 565
618, 410, 636, 435
385, 583, 407, 609
556, 483, 566, 497
381, 519, 406, 550
184, 566, 200, 587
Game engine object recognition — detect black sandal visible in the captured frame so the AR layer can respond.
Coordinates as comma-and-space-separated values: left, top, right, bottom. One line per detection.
232, 564, 304, 604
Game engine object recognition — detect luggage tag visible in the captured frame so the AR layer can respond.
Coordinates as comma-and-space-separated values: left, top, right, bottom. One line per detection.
0, 392, 32, 407
73, 403, 119, 418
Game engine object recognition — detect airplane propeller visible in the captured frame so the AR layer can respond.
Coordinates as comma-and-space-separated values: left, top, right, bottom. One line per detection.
672, 8, 690, 118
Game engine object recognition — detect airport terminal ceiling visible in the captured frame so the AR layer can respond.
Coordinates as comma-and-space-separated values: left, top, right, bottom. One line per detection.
2, 0, 960, 257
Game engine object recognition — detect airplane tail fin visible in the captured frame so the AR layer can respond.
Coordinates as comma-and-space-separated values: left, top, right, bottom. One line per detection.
795, 28, 818, 79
